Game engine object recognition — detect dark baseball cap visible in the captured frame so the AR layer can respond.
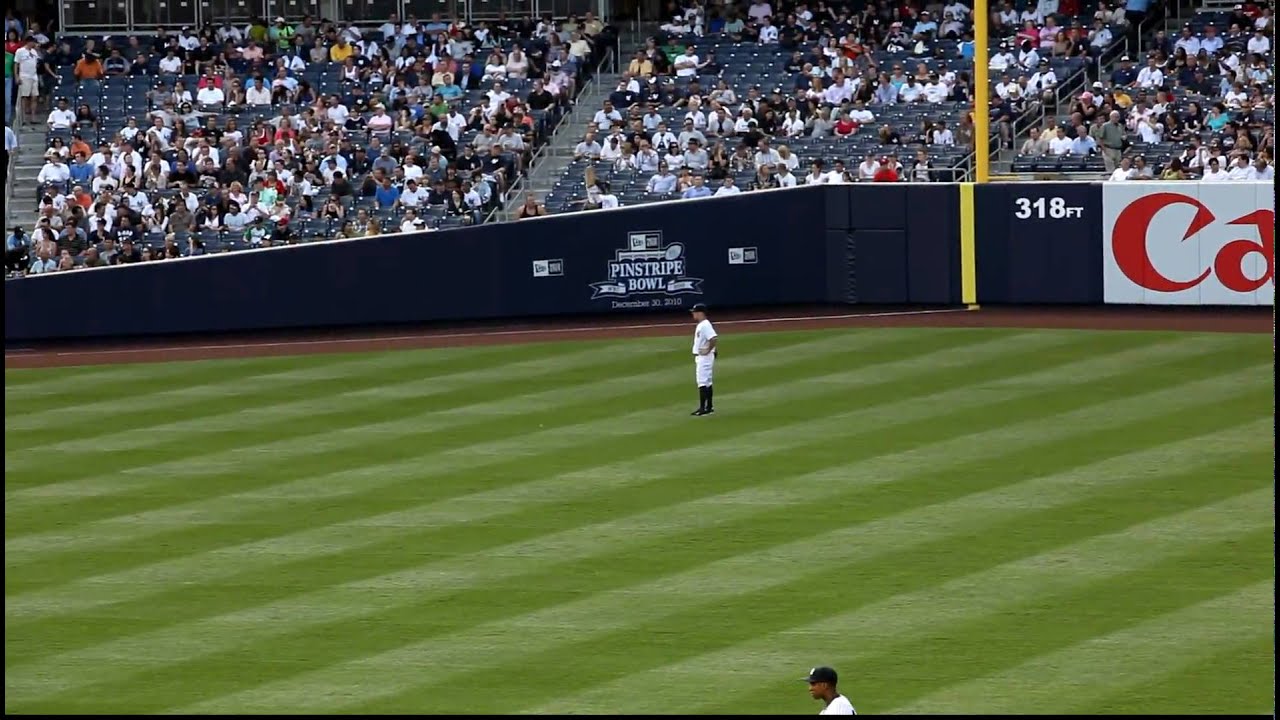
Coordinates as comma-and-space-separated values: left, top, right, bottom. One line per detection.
805, 666, 838, 684
690, 303, 708, 312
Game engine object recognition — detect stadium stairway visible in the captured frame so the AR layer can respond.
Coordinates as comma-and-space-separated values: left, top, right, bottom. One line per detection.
7, 125, 46, 231
501, 69, 621, 218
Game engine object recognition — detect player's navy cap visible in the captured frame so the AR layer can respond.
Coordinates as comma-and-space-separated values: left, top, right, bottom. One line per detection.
804, 667, 838, 684
690, 303, 709, 312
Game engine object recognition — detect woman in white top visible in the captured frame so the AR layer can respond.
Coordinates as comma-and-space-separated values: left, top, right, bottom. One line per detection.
614, 145, 638, 172
857, 154, 880, 180
776, 145, 800, 172
483, 50, 508, 81
170, 81, 193, 107
664, 146, 686, 170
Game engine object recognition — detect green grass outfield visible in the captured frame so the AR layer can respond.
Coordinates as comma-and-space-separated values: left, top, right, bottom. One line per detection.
4, 326, 1274, 715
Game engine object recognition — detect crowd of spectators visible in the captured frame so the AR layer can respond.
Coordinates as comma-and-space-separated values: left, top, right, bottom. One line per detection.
1011, 1, 1274, 179
4, 10, 612, 274
550, 0, 992, 213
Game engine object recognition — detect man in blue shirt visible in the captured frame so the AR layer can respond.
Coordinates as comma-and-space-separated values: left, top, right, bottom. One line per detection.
68, 152, 94, 184
374, 176, 401, 209
1070, 125, 1097, 155
681, 175, 713, 199
6, 224, 28, 274
1110, 56, 1138, 87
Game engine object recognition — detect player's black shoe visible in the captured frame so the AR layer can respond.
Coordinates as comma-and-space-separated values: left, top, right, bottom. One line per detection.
703, 408, 714, 415
691, 408, 707, 416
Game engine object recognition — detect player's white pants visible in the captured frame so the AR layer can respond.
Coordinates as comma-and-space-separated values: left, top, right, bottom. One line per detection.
695, 353, 715, 387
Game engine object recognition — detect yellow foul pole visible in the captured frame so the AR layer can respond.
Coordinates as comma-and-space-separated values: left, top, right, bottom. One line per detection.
973, 0, 990, 183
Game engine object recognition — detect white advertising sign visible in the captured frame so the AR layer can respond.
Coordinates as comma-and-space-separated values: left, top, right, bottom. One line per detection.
1102, 182, 1274, 306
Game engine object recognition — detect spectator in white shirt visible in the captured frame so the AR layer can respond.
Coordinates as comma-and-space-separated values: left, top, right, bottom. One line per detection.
1201, 157, 1229, 181
593, 101, 623, 131
714, 177, 742, 196
1227, 155, 1254, 180
1247, 157, 1274, 180
37, 155, 71, 185
856, 154, 880, 180
1089, 20, 1113, 49
1174, 26, 1201, 55
989, 44, 1016, 70
574, 132, 603, 159
1048, 127, 1073, 155
931, 121, 955, 146
46, 99, 76, 130
399, 178, 428, 208
196, 84, 225, 106
1108, 156, 1137, 181
897, 76, 924, 103
804, 161, 828, 184
1246, 29, 1270, 55
776, 166, 798, 187
758, 18, 779, 43
673, 46, 701, 77
158, 51, 183, 74
245, 78, 272, 106
848, 100, 875, 124
922, 75, 949, 103
326, 98, 350, 126
1136, 57, 1164, 89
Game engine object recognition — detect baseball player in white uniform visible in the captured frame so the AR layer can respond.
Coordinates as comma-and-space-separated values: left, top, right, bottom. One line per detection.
805, 666, 856, 715
690, 303, 717, 416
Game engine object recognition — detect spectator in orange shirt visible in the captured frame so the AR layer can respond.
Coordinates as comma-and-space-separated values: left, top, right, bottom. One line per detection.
69, 134, 92, 159
74, 52, 104, 80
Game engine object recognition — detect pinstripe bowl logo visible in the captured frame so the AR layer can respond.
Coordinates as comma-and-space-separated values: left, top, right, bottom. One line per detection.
591, 231, 704, 299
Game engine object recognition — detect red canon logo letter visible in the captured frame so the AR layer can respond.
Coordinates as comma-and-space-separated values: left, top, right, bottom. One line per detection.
1112, 193, 1275, 293
1112, 193, 1214, 292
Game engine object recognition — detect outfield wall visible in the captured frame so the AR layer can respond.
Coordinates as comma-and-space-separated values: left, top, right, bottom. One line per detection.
5, 183, 1273, 342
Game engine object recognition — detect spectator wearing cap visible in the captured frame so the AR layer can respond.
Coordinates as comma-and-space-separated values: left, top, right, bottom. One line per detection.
1111, 55, 1138, 86
1028, 60, 1057, 101
990, 43, 1016, 71
1247, 27, 1270, 54
873, 156, 901, 182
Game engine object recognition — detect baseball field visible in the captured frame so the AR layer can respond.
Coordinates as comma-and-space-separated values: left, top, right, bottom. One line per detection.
4, 311, 1275, 714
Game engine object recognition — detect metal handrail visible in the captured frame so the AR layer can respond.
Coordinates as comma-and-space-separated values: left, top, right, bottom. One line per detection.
489, 45, 617, 223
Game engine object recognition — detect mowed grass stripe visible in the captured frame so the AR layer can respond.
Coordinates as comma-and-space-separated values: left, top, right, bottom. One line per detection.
528, 489, 1274, 716
4, 339, 675, 466
182, 421, 1272, 715
3, 346, 489, 423
886, 581, 1274, 714
1080, 635, 1275, 714
10, 324, 947, 453
4, 329, 873, 523
2, 332, 1069, 602
3, 331, 1050, 560
5, 361, 1263, 706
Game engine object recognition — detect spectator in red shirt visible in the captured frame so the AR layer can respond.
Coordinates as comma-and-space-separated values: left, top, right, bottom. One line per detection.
873, 156, 901, 182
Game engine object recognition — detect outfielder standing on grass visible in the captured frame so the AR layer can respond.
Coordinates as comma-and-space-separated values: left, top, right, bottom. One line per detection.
690, 303, 717, 416
806, 666, 857, 715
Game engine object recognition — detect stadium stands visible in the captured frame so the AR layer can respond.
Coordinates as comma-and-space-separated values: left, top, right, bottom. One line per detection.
539, 1, 1102, 213
5, 13, 608, 271
1010, 4, 1274, 177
